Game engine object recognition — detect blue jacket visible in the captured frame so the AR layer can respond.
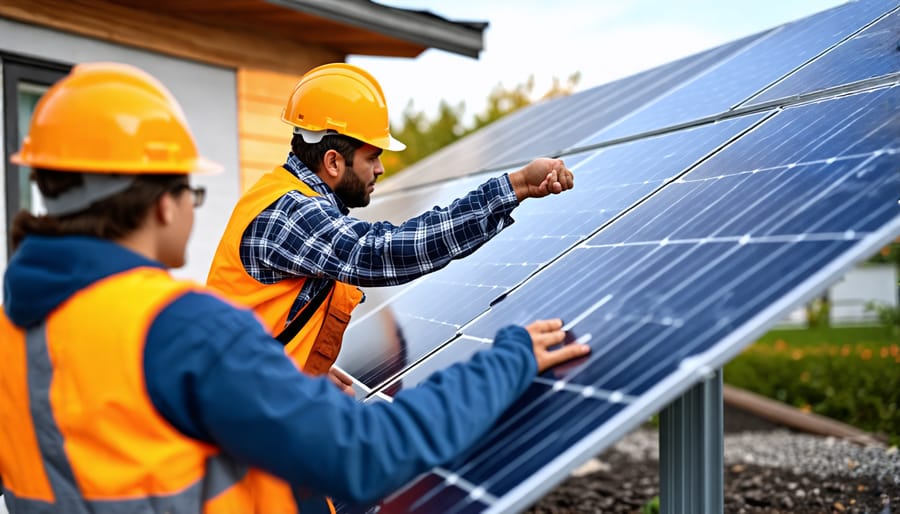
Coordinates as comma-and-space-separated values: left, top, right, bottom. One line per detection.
2, 235, 537, 504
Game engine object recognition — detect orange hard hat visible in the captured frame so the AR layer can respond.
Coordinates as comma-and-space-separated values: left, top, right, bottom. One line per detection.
11, 62, 221, 174
281, 62, 406, 152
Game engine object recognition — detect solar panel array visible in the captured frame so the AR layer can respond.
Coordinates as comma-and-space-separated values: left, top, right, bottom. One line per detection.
333, 1, 900, 512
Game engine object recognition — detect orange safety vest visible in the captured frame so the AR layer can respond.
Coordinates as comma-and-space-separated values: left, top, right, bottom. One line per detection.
207, 166, 363, 375
0, 267, 307, 513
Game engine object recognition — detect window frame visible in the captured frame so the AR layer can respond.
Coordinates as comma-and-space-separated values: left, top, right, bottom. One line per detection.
2, 53, 70, 260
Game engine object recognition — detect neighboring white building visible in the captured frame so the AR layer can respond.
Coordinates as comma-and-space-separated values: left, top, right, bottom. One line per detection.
781, 263, 897, 326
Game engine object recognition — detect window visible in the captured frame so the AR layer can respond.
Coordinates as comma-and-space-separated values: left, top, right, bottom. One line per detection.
2, 54, 69, 260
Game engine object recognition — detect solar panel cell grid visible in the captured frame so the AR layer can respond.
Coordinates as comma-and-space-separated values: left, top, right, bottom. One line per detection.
378, 29, 764, 194
334, 3, 900, 512
339, 113, 768, 391
747, 6, 900, 106
340, 84, 900, 514
577, 0, 896, 146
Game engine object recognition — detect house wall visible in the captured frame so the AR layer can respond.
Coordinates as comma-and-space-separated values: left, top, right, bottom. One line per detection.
0, 17, 239, 283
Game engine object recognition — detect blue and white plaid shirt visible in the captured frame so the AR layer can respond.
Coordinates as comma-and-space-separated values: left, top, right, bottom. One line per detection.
239, 153, 520, 324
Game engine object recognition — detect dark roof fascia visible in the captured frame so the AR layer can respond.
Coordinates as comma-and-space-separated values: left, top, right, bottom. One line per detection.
265, 0, 487, 58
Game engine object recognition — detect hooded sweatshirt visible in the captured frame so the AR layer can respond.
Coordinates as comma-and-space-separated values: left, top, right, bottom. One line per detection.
2, 235, 537, 504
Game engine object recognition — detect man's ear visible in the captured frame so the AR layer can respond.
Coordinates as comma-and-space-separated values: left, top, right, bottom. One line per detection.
156, 192, 176, 226
322, 149, 344, 179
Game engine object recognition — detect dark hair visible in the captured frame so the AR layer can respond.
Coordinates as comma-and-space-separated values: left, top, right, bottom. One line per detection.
290, 133, 364, 172
10, 169, 187, 250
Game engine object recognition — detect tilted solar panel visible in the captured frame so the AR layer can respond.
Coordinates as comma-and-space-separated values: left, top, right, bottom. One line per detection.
376, 31, 763, 194
577, 0, 896, 146
338, 113, 768, 391
746, 6, 900, 106
334, 1, 900, 512
372, 82, 900, 514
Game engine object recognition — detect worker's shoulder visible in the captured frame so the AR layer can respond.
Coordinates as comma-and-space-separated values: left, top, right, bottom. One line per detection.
153, 288, 265, 337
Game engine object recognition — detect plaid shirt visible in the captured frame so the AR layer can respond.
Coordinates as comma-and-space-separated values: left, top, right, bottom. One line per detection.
240, 153, 520, 324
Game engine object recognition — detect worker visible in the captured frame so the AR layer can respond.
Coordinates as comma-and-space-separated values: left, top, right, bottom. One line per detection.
0, 62, 590, 513
207, 62, 575, 392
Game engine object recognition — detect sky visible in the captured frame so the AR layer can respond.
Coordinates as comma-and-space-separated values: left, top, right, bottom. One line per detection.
348, 0, 849, 126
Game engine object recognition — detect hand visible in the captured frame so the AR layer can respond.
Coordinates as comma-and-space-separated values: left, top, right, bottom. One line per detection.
508, 158, 574, 202
526, 318, 590, 373
328, 366, 355, 396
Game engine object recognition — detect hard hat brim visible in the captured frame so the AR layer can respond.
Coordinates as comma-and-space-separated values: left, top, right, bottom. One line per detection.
384, 135, 406, 152
10, 151, 224, 175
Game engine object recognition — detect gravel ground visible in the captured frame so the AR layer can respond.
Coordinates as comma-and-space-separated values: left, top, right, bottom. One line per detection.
527, 427, 899, 514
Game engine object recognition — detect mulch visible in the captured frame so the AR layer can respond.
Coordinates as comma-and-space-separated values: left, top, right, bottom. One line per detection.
526, 455, 897, 514
525, 406, 898, 514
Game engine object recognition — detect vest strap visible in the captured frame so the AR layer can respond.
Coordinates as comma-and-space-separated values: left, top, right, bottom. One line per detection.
276, 281, 335, 346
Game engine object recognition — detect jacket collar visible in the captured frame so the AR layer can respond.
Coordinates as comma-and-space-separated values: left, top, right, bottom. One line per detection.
283, 153, 349, 214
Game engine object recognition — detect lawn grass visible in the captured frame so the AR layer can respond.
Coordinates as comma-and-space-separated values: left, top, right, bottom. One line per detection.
753, 324, 895, 348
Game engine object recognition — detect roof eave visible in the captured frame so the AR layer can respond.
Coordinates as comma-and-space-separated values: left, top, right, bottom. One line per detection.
265, 0, 487, 58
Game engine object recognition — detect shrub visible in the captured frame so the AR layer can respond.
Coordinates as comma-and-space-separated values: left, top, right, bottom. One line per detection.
724, 326, 899, 445
641, 496, 660, 514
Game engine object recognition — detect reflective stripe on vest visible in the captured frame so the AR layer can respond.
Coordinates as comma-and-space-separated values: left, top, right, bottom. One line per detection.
207, 166, 362, 374
3, 456, 247, 514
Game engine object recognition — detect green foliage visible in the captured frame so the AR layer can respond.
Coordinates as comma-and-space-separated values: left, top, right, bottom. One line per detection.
384, 100, 467, 176
641, 496, 660, 514
383, 72, 582, 177
804, 294, 831, 329
724, 326, 900, 445
471, 75, 535, 131
866, 301, 900, 337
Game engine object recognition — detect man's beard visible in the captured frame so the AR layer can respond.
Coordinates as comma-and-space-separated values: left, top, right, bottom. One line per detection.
334, 164, 372, 208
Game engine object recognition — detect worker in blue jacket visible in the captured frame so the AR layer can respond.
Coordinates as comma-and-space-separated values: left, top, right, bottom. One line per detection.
0, 62, 589, 513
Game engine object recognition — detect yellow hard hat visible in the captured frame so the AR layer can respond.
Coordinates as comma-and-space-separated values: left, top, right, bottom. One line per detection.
11, 62, 221, 174
281, 62, 406, 152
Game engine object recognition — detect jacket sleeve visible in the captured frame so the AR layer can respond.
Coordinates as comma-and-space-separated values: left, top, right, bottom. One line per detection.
145, 291, 536, 503
249, 175, 519, 287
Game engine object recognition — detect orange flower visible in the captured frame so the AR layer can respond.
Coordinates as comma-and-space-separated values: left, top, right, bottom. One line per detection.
791, 349, 804, 361
773, 339, 788, 351
840, 345, 851, 357
880, 347, 889, 359
860, 349, 872, 361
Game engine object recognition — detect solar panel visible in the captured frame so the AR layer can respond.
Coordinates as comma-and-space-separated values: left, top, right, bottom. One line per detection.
338, 112, 769, 390
576, 0, 896, 146
746, 6, 899, 106
369, 82, 900, 514
376, 32, 763, 194
332, 1, 900, 512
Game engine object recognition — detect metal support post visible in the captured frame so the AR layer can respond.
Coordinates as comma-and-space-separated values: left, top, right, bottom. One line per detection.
659, 368, 724, 514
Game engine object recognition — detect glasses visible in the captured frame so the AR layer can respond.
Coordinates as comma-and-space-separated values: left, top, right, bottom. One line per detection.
170, 184, 206, 208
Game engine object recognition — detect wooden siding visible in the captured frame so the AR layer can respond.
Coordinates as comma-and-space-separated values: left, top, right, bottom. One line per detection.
238, 68, 307, 191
